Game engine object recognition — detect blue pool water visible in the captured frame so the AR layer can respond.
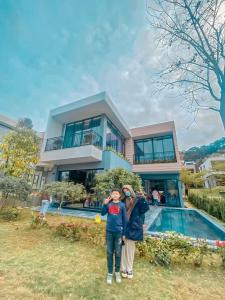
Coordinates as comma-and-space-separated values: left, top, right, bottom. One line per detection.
148, 208, 225, 241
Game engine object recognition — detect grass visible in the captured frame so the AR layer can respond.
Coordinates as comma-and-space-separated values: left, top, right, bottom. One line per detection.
0, 210, 225, 300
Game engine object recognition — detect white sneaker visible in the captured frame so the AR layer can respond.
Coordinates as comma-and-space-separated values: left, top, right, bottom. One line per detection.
127, 271, 133, 279
107, 273, 113, 284
121, 270, 127, 278
115, 272, 122, 283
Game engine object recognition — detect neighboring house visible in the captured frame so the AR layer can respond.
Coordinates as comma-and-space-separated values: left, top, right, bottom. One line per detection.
184, 161, 196, 173
199, 154, 225, 188
0, 114, 17, 143
37, 92, 183, 207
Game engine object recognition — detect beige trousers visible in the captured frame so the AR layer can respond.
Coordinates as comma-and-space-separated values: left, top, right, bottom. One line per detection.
121, 239, 136, 272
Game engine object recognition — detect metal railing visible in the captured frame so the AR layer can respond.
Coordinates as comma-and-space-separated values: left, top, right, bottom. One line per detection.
134, 151, 176, 164
45, 129, 103, 151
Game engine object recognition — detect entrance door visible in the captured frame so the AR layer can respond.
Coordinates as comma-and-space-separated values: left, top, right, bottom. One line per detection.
143, 179, 165, 195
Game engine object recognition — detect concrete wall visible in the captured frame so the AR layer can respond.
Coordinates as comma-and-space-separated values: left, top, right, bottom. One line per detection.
103, 150, 132, 171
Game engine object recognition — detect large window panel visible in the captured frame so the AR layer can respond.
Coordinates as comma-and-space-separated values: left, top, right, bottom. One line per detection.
163, 136, 175, 160
106, 120, 125, 154
134, 135, 176, 164
144, 139, 153, 161
63, 123, 75, 148
153, 137, 164, 160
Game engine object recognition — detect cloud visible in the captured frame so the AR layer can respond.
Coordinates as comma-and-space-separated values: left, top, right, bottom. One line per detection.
98, 29, 224, 150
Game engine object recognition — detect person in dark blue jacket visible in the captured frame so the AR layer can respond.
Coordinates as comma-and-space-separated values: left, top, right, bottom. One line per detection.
120, 185, 149, 279
101, 188, 126, 284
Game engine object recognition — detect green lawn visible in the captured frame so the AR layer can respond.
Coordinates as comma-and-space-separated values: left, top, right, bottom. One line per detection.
0, 210, 225, 300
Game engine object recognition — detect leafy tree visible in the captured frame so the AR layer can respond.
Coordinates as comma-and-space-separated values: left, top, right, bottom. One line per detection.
0, 176, 32, 209
17, 118, 33, 129
94, 168, 142, 198
181, 167, 204, 188
148, 0, 225, 127
0, 127, 40, 178
42, 181, 86, 209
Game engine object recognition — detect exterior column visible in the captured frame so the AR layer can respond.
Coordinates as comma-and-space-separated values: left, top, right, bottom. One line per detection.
177, 176, 184, 207
101, 115, 108, 149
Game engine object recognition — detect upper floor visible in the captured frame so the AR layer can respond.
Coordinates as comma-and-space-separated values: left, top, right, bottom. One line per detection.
40, 92, 181, 173
125, 121, 181, 173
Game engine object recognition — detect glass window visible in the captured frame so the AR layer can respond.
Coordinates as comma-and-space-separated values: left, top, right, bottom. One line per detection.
163, 136, 174, 152
106, 120, 125, 154
58, 171, 70, 181
153, 137, 164, 160
144, 140, 153, 161
62, 116, 102, 148
163, 136, 175, 160
134, 135, 176, 164
63, 123, 75, 148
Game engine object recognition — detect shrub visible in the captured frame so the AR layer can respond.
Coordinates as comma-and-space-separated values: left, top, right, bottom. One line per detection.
137, 237, 172, 267
0, 207, 20, 221
86, 224, 105, 247
53, 221, 105, 246
0, 176, 32, 209
137, 234, 209, 267
216, 241, 225, 268
54, 222, 83, 242
30, 213, 48, 229
188, 191, 225, 222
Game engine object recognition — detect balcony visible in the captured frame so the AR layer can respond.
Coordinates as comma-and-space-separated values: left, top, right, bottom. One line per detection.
134, 151, 176, 164
41, 130, 103, 165
45, 129, 102, 151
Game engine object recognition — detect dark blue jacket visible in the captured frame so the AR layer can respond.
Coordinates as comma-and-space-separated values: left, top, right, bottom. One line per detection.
125, 197, 149, 241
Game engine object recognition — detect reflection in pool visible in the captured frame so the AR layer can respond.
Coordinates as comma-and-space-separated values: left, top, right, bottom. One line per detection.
148, 208, 225, 241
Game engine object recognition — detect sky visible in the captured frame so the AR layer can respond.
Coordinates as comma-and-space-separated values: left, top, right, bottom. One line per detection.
0, 0, 224, 150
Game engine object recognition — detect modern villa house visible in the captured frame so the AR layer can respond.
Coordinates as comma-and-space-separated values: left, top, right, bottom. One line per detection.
199, 154, 225, 188
36, 92, 183, 207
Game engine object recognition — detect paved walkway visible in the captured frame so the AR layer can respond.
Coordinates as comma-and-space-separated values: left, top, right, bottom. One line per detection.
35, 205, 161, 225
34, 206, 107, 220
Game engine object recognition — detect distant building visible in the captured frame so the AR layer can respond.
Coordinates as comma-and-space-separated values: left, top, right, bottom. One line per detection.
0, 114, 17, 142
199, 154, 225, 188
184, 161, 196, 173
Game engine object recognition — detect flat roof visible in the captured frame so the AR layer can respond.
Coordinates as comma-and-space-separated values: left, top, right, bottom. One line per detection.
0, 114, 17, 129
50, 92, 131, 138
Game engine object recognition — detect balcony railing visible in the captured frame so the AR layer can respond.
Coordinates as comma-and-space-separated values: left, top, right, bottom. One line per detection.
134, 151, 176, 164
45, 129, 103, 151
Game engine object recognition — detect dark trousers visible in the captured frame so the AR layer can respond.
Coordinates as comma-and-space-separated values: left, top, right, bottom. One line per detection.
106, 231, 122, 274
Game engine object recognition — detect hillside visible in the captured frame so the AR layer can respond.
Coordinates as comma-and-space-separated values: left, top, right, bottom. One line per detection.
184, 137, 225, 162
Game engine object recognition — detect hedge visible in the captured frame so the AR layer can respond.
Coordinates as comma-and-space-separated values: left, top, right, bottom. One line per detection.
188, 191, 225, 222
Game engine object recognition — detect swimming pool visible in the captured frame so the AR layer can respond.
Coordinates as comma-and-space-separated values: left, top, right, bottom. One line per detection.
148, 208, 225, 241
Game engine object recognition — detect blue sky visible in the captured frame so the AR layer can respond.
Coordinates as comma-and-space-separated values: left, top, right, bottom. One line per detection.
0, 0, 224, 149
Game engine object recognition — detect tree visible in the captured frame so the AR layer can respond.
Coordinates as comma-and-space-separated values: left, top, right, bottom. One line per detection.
42, 181, 86, 209
17, 118, 33, 129
148, 0, 225, 127
181, 167, 204, 188
0, 128, 40, 178
0, 176, 32, 209
94, 168, 143, 198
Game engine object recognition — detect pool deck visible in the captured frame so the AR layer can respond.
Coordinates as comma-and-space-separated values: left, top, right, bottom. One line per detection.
34, 206, 225, 244
35, 205, 161, 224
34, 206, 107, 221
